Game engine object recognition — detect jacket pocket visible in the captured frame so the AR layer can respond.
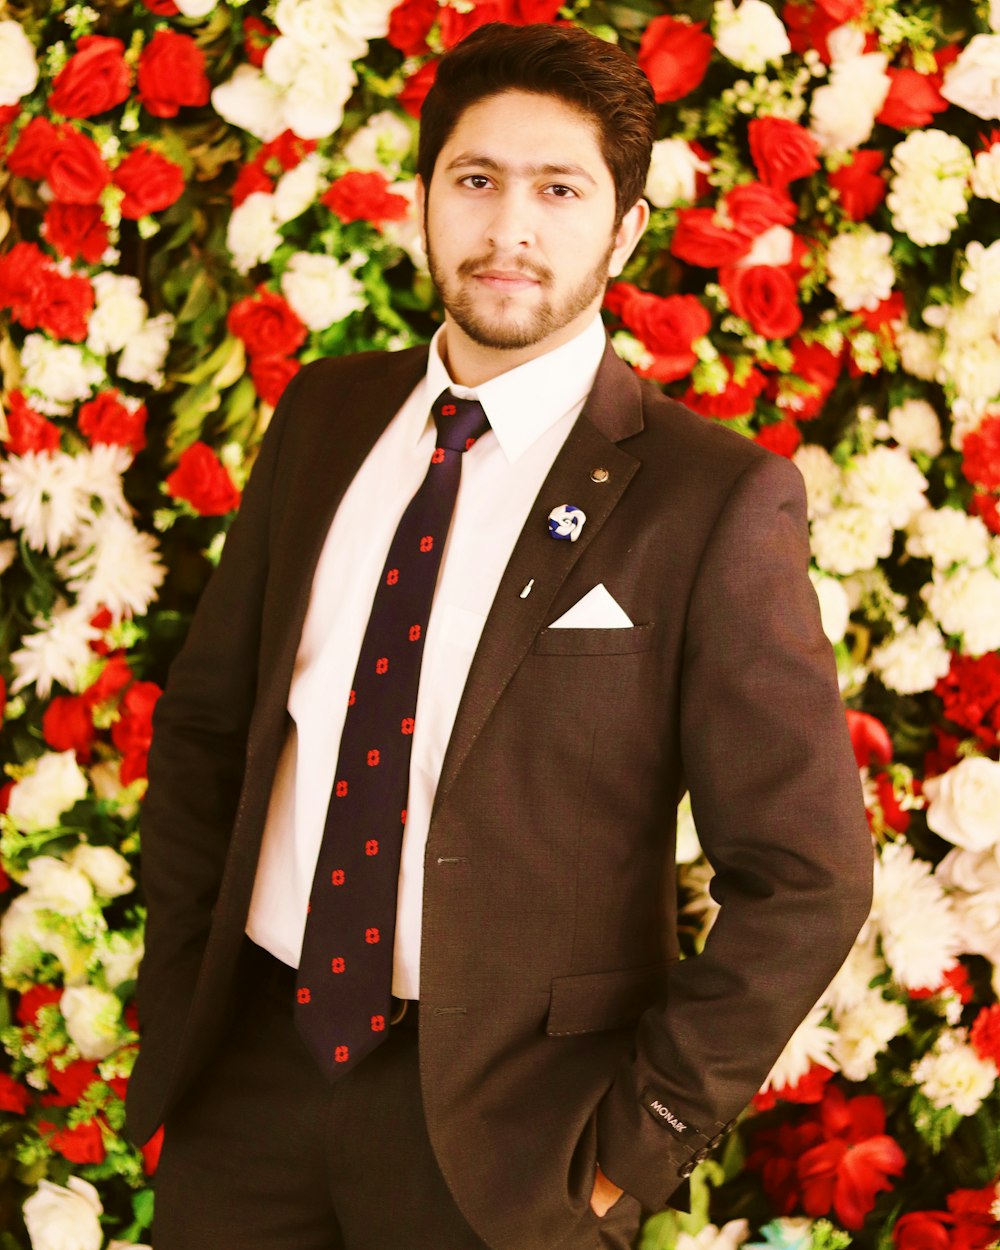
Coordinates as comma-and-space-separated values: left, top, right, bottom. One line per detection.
545, 962, 671, 1036
533, 623, 657, 656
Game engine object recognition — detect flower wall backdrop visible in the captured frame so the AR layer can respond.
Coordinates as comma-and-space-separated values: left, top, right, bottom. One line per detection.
1, 0, 1000, 1245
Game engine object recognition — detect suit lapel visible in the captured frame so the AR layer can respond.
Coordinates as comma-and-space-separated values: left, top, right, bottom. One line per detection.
434, 341, 646, 807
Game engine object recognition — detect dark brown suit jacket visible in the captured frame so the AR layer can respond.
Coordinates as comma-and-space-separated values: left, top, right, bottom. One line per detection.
127, 340, 872, 1250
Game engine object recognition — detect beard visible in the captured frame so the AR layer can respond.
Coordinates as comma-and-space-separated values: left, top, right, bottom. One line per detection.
426, 238, 615, 352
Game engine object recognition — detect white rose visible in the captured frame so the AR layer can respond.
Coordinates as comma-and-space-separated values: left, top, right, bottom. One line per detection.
843, 445, 928, 528
810, 52, 890, 152
937, 847, 1000, 973
897, 326, 942, 382
906, 506, 991, 570
280, 48, 357, 141
922, 564, 1000, 655
96, 930, 144, 988
826, 228, 895, 312
334, 0, 395, 43
381, 179, 426, 271
273, 154, 326, 224
869, 619, 951, 695
971, 145, 1000, 200
274, 0, 364, 55
809, 570, 850, 644
645, 138, 710, 209
714, 0, 790, 71
942, 33, 1000, 120
925, 757, 1000, 851
887, 398, 943, 456
86, 273, 149, 357
912, 1033, 998, 1115
8, 752, 89, 833
174, 0, 216, 15
88, 759, 140, 818
343, 109, 413, 175
117, 312, 175, 387
60, 985, 124, 1060
738, 224, 794, 268
20, 336, 105, 414
811, 505, 894, 575
23, 1177, 103, 1250
961, 240, 1000, 316
211, 65, 285, 142
67, 844, 135, 897
226, 192, 283, 275
22, 855, 95, 912
281, 252, 365, 330
793, 444, 841, 519
0, 20, 39, 105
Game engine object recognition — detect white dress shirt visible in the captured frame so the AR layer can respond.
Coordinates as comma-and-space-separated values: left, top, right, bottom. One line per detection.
246, 314, 606, 997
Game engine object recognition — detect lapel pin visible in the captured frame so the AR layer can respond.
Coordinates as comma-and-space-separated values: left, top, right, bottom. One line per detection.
591, 467, 609, 483
520, 579, 534, 599
548, 504, 586, 542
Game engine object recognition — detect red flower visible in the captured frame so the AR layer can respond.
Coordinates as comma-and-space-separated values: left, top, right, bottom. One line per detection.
228, 287, 308, 358
232, 161, 274, 207
16, 985, 62, 1026
753, 1063, 835, 1111
828, 150, 886, 222
259, 131, 318, 173
142, 1124, 165, 1175
724, 181, 798, 236
909, 964, 973, 1003
43, 203, 109, 265
970, 1004, 1000, 1066
8, 117, 63, 180
746, 1117, 825, 1213
874, 772, 910, 834
138, 30, 211, 118
972, 491, 1000, 535
682, 359, 767, 420
48, 126, 112, 205
0, 241, 45, 325
42, 696, 97, 761
0, 1072, 31, 1115
49, 35, 131, 119
816, 0, 865, 20
671, 207, 752, 268
399, 60, 438, 119
935, 651, 1000, 748
38, 268, 95, 342
721, 264, 803, 340
387, 0, 439, 55
41, 1058, 100, 1106
112, 680, 162, 784
877, 69, 948, 130
45, 1117, 107, 1164
3, 390, 61, 455
748, 117, 820, 188
845, 709, 893, 769
755, 419, 802, 458
113, 144, 186, 218
637, 16, 714, 104
165, 442, 242, 516
962, 414, 1000, 491
783, 0, 841, 61
243, 17, 277, 68
82, 654, 134, 708
894, 1211, 951, 1250
605, 284, 711, 383
250, 355, 301, 407
769, 336, 842, 420
322, 171, 410, 230
78, 390, 148, 453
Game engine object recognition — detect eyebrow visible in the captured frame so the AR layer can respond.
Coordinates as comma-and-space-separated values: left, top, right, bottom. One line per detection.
443, 154, 598, 186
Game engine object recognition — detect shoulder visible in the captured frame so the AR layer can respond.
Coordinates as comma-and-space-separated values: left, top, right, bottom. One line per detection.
290, 343, 429, 402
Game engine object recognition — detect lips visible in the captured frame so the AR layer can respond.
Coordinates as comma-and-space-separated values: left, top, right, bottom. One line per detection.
474, 269, 541, 289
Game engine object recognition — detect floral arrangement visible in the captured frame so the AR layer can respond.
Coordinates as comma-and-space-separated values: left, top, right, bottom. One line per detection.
1, 0, 999, 1245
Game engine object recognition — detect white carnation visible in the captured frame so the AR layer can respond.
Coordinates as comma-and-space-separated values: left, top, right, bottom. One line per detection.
888, 399, 943, 456
759, 1002, 839, 1092
678, 1222, 751, 1250
934, 301, 1000, 408
118, 311, 175, 387
58, 512, 166, 621
273, 153, 327, 224
843, 445, 928, 527
971, 145, 1000, 200
870, 619, 951, 695
281, 251, 365, 330
942, 33, 1000, 120
9, 601, 102, 698
831, 990, 908, 1081
343, 109, 413, 175
227, 192, 283, 275
23, 1177, 103, 1250
871, 841, 961, 991
809, 51, 890, 152
61, 985, 125, 1060
20, 335, 105, 414
645, 138, 710, 209
912, 1031, 998, 1115
809, 569, 850, 644
1, 452, 90, 554
713, 0, 790, 72
67, 844, 135, 898
211, 65, 285, 142
793, 444, 841, 519
0, 20, 39, 105
925, 757, 1000, 852
922, 564, 1000, 655
826, 228, 895, 312
821, 936, 885, 1014
906, 507, 992, 570
810, 505, 894, 575
86, 273, 149, 357
897, 326, 942, 382
739, 224, 795, 269
888, 132, 972, 247
961, 239, 1000, 316
8, 754, 90, 834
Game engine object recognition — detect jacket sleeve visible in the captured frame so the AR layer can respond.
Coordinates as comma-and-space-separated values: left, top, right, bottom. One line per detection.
594, 450, 873, 1207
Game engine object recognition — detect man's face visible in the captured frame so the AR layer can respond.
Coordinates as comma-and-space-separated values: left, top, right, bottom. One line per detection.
417, 90, 646, 366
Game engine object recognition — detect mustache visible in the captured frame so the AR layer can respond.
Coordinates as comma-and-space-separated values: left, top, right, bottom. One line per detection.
456, 255, 554, 284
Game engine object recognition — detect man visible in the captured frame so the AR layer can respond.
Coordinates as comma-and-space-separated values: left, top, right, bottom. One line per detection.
127, 21, 873, 1250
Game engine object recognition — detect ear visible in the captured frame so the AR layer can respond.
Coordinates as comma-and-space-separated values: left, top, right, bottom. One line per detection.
415, 174, 428, 254
608, 198, 650, 279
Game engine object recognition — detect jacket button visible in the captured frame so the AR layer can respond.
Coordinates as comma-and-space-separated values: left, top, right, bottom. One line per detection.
677, 1159, 696, 1179
590, 467, 610, 483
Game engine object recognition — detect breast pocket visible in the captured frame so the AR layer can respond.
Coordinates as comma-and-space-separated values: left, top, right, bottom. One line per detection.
532, 623, 657, 656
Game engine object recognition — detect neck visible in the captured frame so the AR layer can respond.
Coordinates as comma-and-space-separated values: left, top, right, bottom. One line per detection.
439, 307, 600, 388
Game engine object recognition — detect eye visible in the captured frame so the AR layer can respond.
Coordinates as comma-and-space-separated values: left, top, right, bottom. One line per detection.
544, 184, 578, 199
460, 174, 493, 190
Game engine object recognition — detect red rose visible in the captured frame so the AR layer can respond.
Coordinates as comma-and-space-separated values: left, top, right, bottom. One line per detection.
606, 283, 711, 383
228, 287, 307, 358
78, 390, 148, 453
138, 30, 211, 118
37, 268, 95, 342
970, 1003, 1000, 1065
113, 144, 186, 218
877, 68, 948, 129
42, 696, 97, 760
721, 264, 802, 339
845, 708, 892, 768
829, 149, 886, 221
637, 16, 714, 103
48, 126, 112, 205
243, 16, 277, 68
112, 680, 162, 784
0, 241, 46, 326
40, 1058, 100, 1106
894, 1212, 951, 1250
755, 419, 802, 458
142, 0, 180, 12
682, 359, 766, 420
971, 490, 1000, 535
748, 116, 820, 189
250, 354, 301, 406
935, 651, 1000, 747
8, 116, 61, 181
166, 442, 242, 515
142, 1124, 165, 1175
3, 391, 61, 455
260, 130, 318, 173
874, 772, 910, 834
16, 985, 62, 1026
323, 170, 411, 229
44, 202, 109, 264
45, 1118, 107, 1165
0, 1073, 31, 1115
671, 207, 752, 267
232, 161, 274, 207
49, 35, 131, 119
857, 290, 906, 337
783, 0, 840, 61
962, 413, 1000, 491
725, 181, 797, 236
398, 60, 438, 119
816, 0, 865, 20
387, 0, 439, 55
770, 336, 842, 419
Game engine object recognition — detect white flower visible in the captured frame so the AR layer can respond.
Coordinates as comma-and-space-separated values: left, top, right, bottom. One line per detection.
843, 445, 928, 528
67, 844, 135, 898
821, 936, 885, 1014
810, 505, 894, 576
922, 564, 1000, 655
870, 841, 961, 991
211, 65, 285, 142
888, 399, 943, 456
60, 985, 125, 1060
760, 1002, 839, 1092
675, 792, 702, 864
933, 301, 1000, 408
0, 538, 15, 575
714, 0, 790, 71
8, 754, 90, 834
906, 507, 992, 570
334, 0, 395, 43
942, 33, 1000, 120
118, 311, 175, 387
826, 228, 895, 312
86, 273, 149, 357
678, 1222, 751, 1250
809, 50, 890, 152
174, 0, 216, 14
897, 326, 942, 382
58, 512, 166, 621
971, 144, 1000, 200
88, 760, 140, 818
9, 601, 102, 698
831, 990, 908, 1081
227, 191, 283, 275
925, 758, 1000, 852
21, 854, 95, 912
912, 1031, 998, 1115
961, 240, 1000, 316
808, 570, 850, 644
381, 179, 426, 271
274, 0, 360, 55
870, 619, 951, 695
281, 251, 365, 330
793, 445, 841, 519
888, 132, 972, 247
645, 138, 710, 209
273, 153, 327, 224
23, 1177, 103, 1250
0, 20, 39, 105
1, 452, 89, 554
937, 847, 1000, 975
20, 336, 105, 414
265, 40, 357, 140
96, 930, 144, 988
738, 224, 795, 269
343, 109, 413, 175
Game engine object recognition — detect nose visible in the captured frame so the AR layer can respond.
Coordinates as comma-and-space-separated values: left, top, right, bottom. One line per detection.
484, 186, 535, 251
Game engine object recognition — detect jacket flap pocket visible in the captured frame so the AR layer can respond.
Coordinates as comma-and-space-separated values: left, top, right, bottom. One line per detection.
533, 623, 656, 656
546, 962, 670, 1036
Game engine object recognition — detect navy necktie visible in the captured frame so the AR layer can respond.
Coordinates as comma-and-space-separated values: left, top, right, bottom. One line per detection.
295, 389, 490, 1078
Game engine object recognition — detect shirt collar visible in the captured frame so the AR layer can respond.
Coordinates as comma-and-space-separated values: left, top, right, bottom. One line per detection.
420, 314, 606, 464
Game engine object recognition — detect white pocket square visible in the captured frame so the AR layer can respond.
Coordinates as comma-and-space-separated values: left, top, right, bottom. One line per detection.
548, 584, 634, 629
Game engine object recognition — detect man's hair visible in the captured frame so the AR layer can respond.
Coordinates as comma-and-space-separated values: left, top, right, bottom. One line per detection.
416, 23, 657, 224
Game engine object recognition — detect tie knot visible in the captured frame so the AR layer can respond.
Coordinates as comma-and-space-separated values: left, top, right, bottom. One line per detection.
432, 390, 490, 453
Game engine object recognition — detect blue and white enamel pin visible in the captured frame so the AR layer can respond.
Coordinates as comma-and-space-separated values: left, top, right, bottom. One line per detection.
547, 504, 587, 542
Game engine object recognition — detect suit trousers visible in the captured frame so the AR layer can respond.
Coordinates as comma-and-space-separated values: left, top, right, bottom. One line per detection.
152, 940, 644, 1250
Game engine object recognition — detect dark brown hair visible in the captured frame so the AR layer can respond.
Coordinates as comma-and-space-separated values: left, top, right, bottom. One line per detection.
416, 23, 656, 224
